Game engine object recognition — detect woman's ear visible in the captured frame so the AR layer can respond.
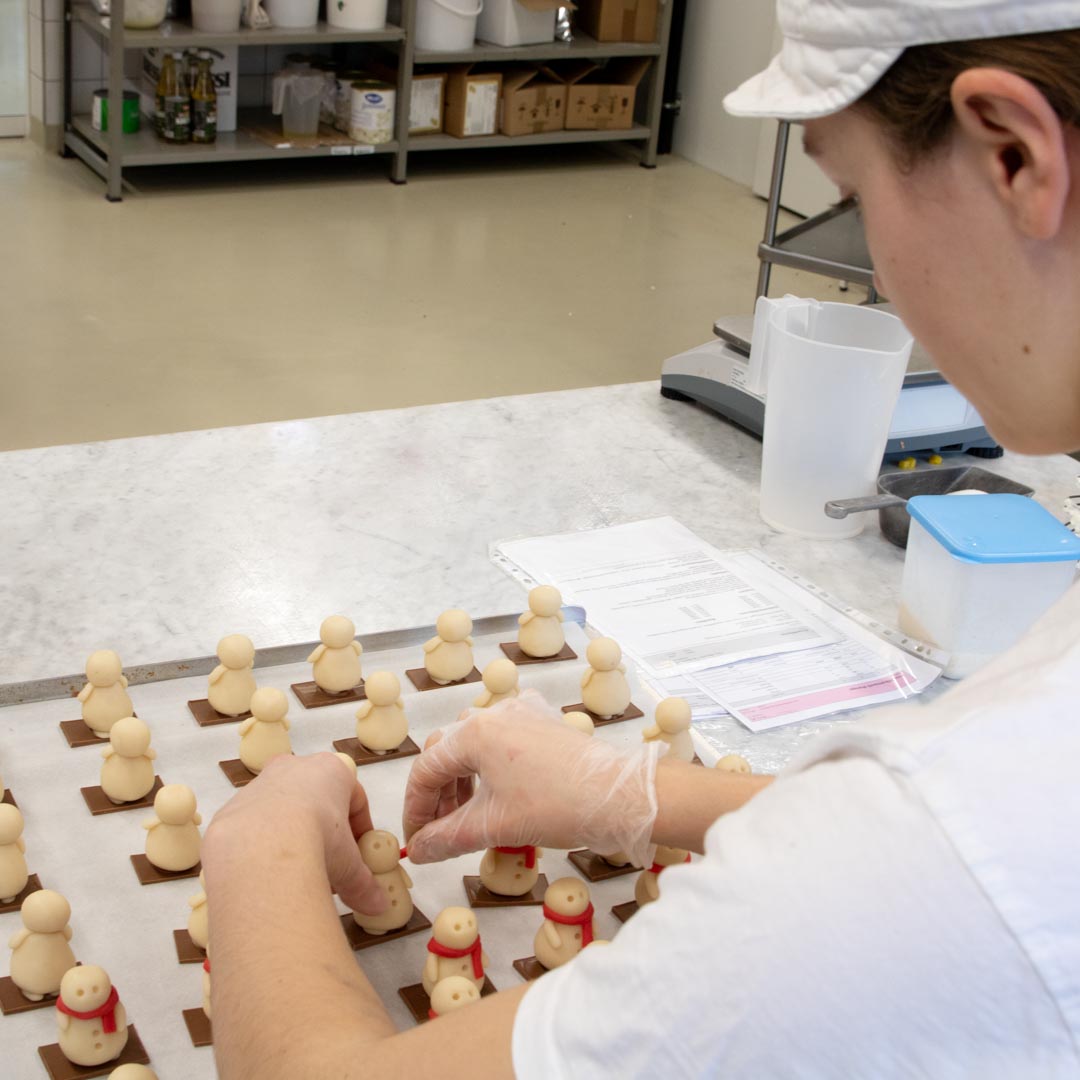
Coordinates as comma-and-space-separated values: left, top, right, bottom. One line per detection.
950, 68, 1071, 240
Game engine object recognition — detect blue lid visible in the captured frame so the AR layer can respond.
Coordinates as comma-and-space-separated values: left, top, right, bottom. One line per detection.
907, 494, 1080, 565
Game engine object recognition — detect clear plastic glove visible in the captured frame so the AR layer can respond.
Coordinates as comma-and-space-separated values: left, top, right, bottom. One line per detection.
403, 689, 663, 869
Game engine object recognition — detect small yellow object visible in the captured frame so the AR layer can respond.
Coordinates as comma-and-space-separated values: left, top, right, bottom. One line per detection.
928, 454, 943, 465
898, 457, 918, 470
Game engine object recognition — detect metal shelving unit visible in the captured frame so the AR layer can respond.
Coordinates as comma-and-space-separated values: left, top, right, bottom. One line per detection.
63, 0, 674, 200
756, 120, 878, 300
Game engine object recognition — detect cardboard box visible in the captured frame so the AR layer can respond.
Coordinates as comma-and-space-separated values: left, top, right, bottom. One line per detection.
575, 0, 658, 42
140, 47, 239, 133
555, 57, 650, 131
444, 65, 502, 138
500, 66, 566, 136
369, 63, 447, 134
477, 0, 562, 47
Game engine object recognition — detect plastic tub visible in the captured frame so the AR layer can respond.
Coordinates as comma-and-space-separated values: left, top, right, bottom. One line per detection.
123, 0, 168, 28
415, 0, 483, 51
272, 71, 326, 136
265, 0, 319, 28
328, 0, 387, 30
752, 297, 913, 539
476, 0, 554, 45
190, 0, 242, 30
899, 493, 1080, 678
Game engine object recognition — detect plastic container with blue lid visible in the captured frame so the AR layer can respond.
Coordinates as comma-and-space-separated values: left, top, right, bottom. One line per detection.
899, 493, 1080, 678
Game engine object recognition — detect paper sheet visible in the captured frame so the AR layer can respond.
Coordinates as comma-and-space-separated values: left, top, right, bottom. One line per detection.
494, 518, 836, 678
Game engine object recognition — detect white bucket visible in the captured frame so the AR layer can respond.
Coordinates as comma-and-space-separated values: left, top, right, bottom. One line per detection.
327, 0, 387, 30
264, 0, 319, 28
190, 0, 242, 32
415, 0, 482, 51
751, 297, 913, 539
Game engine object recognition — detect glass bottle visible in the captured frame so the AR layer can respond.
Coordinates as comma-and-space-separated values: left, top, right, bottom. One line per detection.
154, 51, 177, 136
161, 49, 191, 143
191, 52, 217, 144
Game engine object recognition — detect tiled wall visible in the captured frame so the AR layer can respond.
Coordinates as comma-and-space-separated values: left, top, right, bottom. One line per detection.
27, 0, 63, 145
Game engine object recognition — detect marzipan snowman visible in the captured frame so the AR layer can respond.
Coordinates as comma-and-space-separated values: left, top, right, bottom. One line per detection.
0, 803, 28, 903
562, 710, 595, 736
716, 754, 752, 774
423, 610, 475, 685
428, 975, 480, 1019
472, 659, 519, 709
238, 688, 292, 774
534, 877, 595, 970
641, 697, 694, 763
479, 845, 541, 897
516, 585, 566, 658
422, 907, 489, 996
187, 871, 208, 951
353, 830, 413, 935
354, 672, 408, 754
100, 717, 157, 804
207, 634, 257, 717
56, 964, 128, 1068
108, 1065, 159, 1080
634, 845, 690, 908
8, 889, 75, 1001
334, 751, 358, 775
144, 784, 202, 872
78, 650, 133, 739
581, 638, 631, 720
307, 615, 363, 694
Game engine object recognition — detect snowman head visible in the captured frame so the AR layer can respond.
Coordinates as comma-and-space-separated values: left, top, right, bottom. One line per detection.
654, 697, 691, 734
363, 671, 400, 707
86, 649, 122, 687
481, 658, 518, 696
544, 877, 590, 918
0, 804, 24, 844
528, 585, 562, 618
249, 687, 288, 725
154, 784, 197, 826
586, 637, 622, 672
61, 964, 113, 1012
217, 634, 255, 670
433, 906, 478, 950
320, 615, 356, 649
109, 716, 151, 758
357, 830, 401, 875
435, 609, 472, 643
22, 889, 71, 934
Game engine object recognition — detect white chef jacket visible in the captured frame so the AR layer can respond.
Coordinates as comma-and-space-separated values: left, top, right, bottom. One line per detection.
512, 582, 1080, 1078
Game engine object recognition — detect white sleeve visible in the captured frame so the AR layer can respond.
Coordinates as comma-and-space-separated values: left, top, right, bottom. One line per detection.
512, 754, 1071, 1079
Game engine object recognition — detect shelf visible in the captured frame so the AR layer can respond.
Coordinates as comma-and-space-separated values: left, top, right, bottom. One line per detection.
73, 5, 405, 48
69, 111, 398, 165
409, 124, 650, 151
413, 32, 661, 65
758, 199, 875, 287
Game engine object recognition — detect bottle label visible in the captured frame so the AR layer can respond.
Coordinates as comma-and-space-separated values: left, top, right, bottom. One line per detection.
192, 102, 217, 143
163, 95, 191, 142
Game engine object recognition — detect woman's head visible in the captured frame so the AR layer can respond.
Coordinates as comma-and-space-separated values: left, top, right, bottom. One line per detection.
726, 4, 1080, 454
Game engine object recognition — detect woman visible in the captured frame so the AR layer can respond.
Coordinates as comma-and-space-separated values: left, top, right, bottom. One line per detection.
202, 2, 1080, 1075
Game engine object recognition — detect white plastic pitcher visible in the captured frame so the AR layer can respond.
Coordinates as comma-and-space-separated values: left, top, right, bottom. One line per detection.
415, 0, 483, 51
190, 0, 241, 31
272, 72, 325, 136
327, 0, 387, 29
750, 296, 914, 539
264, 0, 319, 27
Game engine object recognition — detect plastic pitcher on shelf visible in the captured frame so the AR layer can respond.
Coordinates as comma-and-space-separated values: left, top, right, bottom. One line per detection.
748, 295, 914, 539
272, 71, 326, 137
415, 0, 483, 51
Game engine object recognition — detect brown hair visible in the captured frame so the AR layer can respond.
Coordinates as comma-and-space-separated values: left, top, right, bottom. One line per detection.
858, 29, 1080, 168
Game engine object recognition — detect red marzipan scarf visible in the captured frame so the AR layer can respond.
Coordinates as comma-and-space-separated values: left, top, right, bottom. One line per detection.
648, 853, 691, 875
543, 901, 595, 947
203, 958, 211, 974
57, 986, 120, 1034
428, 1008, 439, 1020
495, 845, 537, 869
428, 935, 484, 980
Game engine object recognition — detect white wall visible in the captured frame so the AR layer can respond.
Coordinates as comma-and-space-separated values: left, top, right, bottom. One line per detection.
672, 0, 776, 188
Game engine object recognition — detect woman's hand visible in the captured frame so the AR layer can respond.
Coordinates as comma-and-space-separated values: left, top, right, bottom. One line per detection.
402, 690, 663, 869
203, 752, 387, 916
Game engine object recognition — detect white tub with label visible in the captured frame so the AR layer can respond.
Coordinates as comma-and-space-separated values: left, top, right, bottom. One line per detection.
899, 494, 1080, 678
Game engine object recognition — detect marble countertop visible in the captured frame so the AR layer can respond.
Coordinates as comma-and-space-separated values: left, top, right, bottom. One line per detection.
3, 381, 1076, 685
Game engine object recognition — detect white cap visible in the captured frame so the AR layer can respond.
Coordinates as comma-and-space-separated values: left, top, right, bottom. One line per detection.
725, 0, 1080, 121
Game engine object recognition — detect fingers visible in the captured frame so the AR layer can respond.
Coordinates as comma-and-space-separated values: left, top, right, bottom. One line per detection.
346, 775, 375, 842
402, 719, 477, 834
406, 798, 488, 864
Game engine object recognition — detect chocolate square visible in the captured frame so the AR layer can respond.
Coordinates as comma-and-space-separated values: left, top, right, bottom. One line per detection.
398, 977, 496, 1025
0, 975, 59, 1015
611, 900, 639, 924
405, 667, 482, 693
339, 907, 432, 951
173, 928, 206, 965
291, 680, 367, 709
187, 699, 250, 727
59, 720, 109, 749
38, 1025, 149, 1080
130, 855, 201, 886
498, 642, 578, 666
567, 849, 638, 882
0, 874, 42, 914
463, 875, 548, 908
512, 956, 548, 982
218, 759, 258, 788
182, 1007, 212, 1047
331, 737, 421, 767
80, 778, 163, 817
560, 702, 644, 728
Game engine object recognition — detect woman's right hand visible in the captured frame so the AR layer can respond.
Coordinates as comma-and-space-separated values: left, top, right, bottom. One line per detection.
402, 690, 663, 869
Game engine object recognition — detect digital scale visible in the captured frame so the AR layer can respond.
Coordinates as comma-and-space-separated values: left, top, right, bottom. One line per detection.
660, 310, 1002, 462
